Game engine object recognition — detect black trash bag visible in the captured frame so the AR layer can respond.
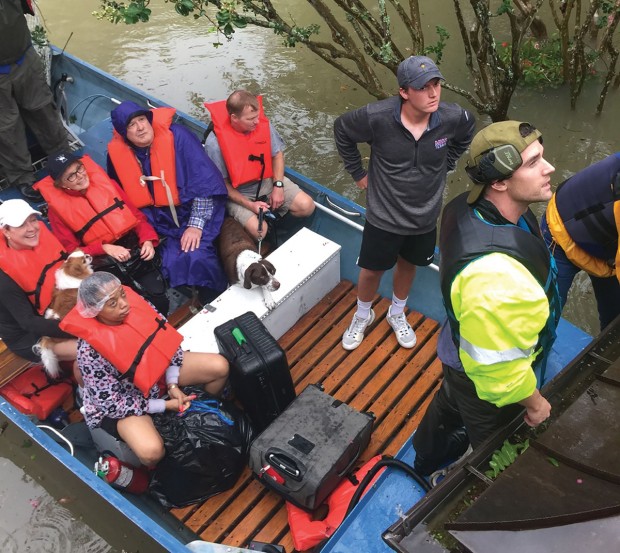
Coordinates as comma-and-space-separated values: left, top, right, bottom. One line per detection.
149, 386, 254, 508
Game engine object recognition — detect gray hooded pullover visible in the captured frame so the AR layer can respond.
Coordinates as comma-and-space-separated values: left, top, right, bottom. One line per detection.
334, 96, 475, 235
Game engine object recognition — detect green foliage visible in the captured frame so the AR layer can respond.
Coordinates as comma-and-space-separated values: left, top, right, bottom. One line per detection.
424, 26, 450, 64
93, 1, 151, 24
547, 456, 560, 467
276, 23, 320, 47
175, 0, 196, 17
496, 0, 513, 16
485, 439, 529, 479
30, 25, 48, 48
498, 37, 599, 88
216, 7, 248, 37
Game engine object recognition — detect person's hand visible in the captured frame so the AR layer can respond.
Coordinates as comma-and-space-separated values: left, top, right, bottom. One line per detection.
165, 386, 197, 412
269, 187, 285, 211
180, 226, 202, 253
139, 240, 155, 261
102, 243, 131, 262
522, 392, 551, 427
251, 199, 271, 215
355, 175, 368, 190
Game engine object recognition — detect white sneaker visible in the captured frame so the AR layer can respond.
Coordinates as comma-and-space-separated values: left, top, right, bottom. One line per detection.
386, 307, 416, 348
342, 309, 376, 351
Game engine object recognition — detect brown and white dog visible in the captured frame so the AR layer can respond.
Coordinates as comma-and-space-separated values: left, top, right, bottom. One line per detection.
35, 250, 93, 377
217, 217, 280, 310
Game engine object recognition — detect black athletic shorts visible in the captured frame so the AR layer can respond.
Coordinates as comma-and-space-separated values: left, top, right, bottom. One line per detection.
358, 221, 436, 271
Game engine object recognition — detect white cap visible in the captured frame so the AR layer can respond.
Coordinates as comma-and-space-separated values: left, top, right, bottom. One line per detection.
0, 199, 42, 228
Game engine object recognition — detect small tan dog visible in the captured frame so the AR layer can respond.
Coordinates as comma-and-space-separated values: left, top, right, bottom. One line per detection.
35, 251, 93, 377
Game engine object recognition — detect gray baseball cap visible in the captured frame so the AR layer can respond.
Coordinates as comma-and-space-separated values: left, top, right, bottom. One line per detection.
397, 56, 444, 89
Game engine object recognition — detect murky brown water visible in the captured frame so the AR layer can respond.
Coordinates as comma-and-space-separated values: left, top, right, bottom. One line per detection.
5, 1, 614, 549
38, 0, 617, 335
0, 413, 167, 553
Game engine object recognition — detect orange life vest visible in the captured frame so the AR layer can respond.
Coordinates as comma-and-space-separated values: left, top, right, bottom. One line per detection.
286, 455, 384, 551
0, 365, 73, 421
60, 287, 183, 396
204, 97, 273, 188
107, 107, 181, 208
0, 224, 66, 314
35, 155, 139, 245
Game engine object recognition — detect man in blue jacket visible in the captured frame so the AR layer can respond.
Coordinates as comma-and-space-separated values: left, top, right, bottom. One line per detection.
107, 101, 228, 304
542, 154, 620, 330
334, 56, 475, 351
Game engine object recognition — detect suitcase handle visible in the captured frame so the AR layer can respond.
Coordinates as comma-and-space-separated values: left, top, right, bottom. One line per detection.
267, 453, 302, 481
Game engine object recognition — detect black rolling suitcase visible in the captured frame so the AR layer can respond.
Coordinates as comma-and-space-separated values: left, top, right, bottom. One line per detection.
214, 311, 295, 432
249, 384, 374, 511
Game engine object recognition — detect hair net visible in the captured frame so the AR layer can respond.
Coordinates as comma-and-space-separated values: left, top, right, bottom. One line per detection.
76, 272, 122, 318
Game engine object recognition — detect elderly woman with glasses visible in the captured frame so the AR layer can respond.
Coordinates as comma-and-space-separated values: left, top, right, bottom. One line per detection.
35, 151, 169, 315
60, 271, 229, 466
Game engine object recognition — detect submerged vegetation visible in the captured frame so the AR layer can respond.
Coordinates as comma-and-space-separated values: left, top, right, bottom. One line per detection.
93, 1, 620, 120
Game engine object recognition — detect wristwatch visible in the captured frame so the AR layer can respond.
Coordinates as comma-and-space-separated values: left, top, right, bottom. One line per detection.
273, 180, 284, 188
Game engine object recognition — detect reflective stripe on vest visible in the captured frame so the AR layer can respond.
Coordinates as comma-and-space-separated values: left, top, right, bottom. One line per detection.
460, 336, 535, 365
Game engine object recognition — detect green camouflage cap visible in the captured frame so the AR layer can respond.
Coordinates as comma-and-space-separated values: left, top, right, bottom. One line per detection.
467, 121, 542, 204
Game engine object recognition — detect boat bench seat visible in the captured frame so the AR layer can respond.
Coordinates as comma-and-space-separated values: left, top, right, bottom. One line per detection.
180, 227, 341, 353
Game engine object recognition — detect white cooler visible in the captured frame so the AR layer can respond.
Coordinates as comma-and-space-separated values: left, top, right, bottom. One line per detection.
180, 227, 341, 353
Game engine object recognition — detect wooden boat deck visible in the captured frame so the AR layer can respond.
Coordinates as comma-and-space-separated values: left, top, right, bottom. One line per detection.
170, 280, 443, 552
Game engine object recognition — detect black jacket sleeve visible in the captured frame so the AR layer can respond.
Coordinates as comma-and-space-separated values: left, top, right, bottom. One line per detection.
0, 270, 73, 340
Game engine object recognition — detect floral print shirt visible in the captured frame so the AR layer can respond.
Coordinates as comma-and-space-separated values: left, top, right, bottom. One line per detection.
77, 338, 183, 429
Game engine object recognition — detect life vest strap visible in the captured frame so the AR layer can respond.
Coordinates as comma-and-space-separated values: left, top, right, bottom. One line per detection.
140, 172, 180, 227
75, 197, 127, 241
29, 252, 68, 311
121, 316, 169, 384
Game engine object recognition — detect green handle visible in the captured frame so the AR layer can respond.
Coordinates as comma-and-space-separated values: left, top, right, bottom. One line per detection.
232, 327, 246, 345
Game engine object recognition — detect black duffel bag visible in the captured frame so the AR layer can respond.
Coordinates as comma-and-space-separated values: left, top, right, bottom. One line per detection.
150, 386, 254, 508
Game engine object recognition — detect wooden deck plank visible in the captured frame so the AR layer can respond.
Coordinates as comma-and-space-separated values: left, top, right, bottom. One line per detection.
198, 479, 268, 541
345, 316, 438, 414
335, 311, 425, 405
173, 281, 443, 552
221, 492, 284, 547
288, 289, 364, 384
294, 297, 390, 393
278, 280, 353, 356
251, 507, 290, 547
183, 468, 255, 532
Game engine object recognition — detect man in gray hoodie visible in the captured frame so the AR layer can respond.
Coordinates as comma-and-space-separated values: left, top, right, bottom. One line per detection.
334, 56, 475, 351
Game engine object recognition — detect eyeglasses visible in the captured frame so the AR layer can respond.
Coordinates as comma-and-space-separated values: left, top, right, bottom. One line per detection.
64, 164, 86, 183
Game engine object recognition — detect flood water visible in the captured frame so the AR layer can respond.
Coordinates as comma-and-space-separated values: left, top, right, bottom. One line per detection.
38, 0, 620, 335
8, 1, 617, 548
0, 413, 167, 553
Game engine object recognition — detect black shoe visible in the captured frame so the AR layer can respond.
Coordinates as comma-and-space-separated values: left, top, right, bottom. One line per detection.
413, 427, 470, 476
17, 183, 44, 202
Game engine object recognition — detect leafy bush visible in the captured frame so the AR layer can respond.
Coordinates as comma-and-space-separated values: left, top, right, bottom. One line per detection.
498, 37, 598, 88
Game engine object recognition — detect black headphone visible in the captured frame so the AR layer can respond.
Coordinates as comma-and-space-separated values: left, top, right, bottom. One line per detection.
465, 144, 523, 185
